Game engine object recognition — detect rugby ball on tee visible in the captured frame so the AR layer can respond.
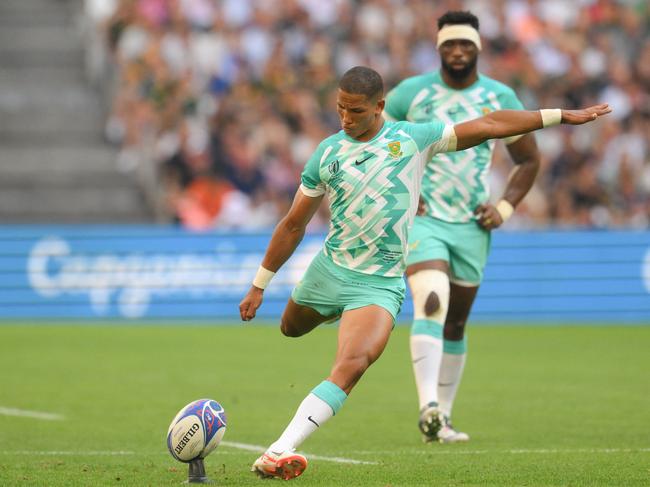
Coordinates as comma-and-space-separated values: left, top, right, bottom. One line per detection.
167, 399, 227, 462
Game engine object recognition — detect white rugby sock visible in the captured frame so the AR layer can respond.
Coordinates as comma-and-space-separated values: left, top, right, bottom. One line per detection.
438, 351, 466, 418
268, 393, 333, 453
410, 334, 443, 410
408, 269, 449, 411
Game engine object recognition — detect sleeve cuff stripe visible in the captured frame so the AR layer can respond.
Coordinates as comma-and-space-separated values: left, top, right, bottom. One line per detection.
300, 184, 325, 197
446, 125, 458, 152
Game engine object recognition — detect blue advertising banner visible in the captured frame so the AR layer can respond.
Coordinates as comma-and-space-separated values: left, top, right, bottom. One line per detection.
0, 226, 648, 323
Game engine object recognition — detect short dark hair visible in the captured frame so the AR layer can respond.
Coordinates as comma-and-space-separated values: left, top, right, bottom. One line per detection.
437, 11, 479, 31
339, 66, 384, 101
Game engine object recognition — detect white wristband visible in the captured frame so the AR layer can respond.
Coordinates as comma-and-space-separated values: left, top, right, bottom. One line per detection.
495, 199, 515, 223
540, 109, 562, 127
252, 266, 275, 290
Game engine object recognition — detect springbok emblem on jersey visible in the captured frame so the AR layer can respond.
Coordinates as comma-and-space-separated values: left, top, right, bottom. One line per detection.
387, 141, 403, 159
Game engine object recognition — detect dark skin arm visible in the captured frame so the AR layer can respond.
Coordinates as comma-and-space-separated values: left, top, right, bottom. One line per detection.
239, 189, 323, 321
454, 105, 611, 151
419, 105, 610, 220
474, 133, 540, 230
455, 105, 611, 228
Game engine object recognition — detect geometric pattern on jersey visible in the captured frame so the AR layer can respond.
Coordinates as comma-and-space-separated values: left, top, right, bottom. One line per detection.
385, 71, 524, 223
301, 120, 452, 277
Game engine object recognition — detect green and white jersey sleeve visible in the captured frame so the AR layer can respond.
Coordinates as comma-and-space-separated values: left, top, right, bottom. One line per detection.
385, 71, 525, 223
299, 120, 453, 277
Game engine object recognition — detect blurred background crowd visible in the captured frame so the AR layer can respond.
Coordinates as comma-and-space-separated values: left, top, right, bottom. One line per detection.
82, 0, 650, 230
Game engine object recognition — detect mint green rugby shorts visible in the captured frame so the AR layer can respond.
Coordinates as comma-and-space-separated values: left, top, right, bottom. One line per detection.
406, 216, 491, 286
291, 250, 406, 322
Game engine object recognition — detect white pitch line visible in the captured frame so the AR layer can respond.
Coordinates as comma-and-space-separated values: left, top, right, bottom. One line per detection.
0, 447, 647, 459
0, 407, 64, 421
0, 451, 135, 456
221, 441, 377, 465
350, 447, 650, 455
508, 448, 650, 454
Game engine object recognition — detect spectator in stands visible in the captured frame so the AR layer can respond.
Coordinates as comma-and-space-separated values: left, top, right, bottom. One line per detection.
84, 0, 649, 229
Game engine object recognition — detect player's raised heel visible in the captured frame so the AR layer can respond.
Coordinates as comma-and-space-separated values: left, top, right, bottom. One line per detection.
251, 450, 308, 480
418, 402, 443, 443
437, 416, 470, 443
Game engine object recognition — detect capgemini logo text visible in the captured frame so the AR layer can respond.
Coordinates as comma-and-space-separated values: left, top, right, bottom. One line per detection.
27, 237, 265, 318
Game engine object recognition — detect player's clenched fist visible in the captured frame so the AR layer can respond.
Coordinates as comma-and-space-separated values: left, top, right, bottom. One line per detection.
474, 203, 503, 230
239, 287, 264, 321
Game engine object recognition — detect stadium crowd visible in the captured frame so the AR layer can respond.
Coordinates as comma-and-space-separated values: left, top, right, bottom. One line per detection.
83, 0, 650, 229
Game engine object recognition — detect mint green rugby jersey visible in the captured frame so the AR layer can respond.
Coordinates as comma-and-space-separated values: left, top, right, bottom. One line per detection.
385, 71, 524, 223
301, 120, 454, 277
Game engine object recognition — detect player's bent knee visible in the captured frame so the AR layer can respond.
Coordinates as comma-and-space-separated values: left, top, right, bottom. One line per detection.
444, 319, 466, 340
408, 269, 450, 323
280, 318, 303, 337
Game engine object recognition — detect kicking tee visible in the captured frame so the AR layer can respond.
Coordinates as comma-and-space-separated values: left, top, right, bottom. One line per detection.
301, 120, 454, 277
385, 71, 524, 223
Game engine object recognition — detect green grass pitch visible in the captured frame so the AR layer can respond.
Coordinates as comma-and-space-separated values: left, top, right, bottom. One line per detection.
0, 323, 648, 486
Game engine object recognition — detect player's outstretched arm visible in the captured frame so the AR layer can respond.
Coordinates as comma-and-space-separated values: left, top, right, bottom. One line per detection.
454, 104, 611, 151
239, 190, 323, 322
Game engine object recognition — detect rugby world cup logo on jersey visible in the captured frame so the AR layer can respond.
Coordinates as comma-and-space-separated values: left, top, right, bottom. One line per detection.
328, 159, 340, 174
387, 141, 403, 159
